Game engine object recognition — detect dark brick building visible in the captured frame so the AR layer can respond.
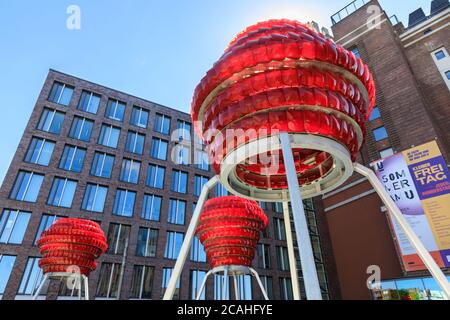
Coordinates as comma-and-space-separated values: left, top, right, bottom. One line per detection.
0, 70, 331, 300
321, 0, 450, 300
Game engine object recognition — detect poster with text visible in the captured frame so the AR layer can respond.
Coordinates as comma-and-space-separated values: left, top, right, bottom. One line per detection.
372, 141, 450, 272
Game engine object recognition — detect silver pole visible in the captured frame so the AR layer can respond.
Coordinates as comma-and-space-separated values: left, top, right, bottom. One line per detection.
233, 274, 239, 300
282, 199, 302, 300
249, 267, 270, 300
222, 266, 229, 300
354, 163, 450, 299
163, 175, 219, 300
196, 270, 213, 300
279, 132, 322, 300
83, 275, 90, 300
32, 273, 49, 300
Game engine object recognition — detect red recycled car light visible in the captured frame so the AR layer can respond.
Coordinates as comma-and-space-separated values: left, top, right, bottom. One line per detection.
195, 196, 268, 268
191, 19, 375, 201
36, 218, 108, 276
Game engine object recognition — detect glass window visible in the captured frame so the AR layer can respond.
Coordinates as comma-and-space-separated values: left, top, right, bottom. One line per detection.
195, 150, 209, 171
176, 120, 191, 142
215, 183, 228, 196
91, 152, 115, 179
37, 108, 65, 134
106, 223, 131, 255
119, 159, 141, 184
10, 171, 44, 202
164, 231, 184, 259
190, 270, 207, 300
0, 210, 31, 244
81, 184, 108, 213
260, 276, 274, 300
105, 99, 126, 122
113, 189, 136, 217
98, 124, 121, 148
168, 199, 186, 225
48, 82, 73, 106
380, 148, 394, 159
170, 170, 188, 194
59, 145, 86, 173
130, 265, 154, 299
146, 164, 165, 189
0, 255, 16, 295
141, 194, 162, 221
273, 202, 283, 213
154, 113, 171, 135
373, 126, 389, 142
69, 116, 94, 142
162, 268, 180, 299
24, 137, 55, 166
214, 274, 229, 300
190, 236, 206, 263
174, 144, 190, 166
236, 275, 252, 300
351, 46, 360, 58
18, 257, 47, 296
194, 175, 209, 197
446, 70, 450, 80
150, 138, 168, 160
96, 262, 122, 298
369, 106, 381, 121
276, 246, 289, 271
130, 106, 149, 129
435, 50, 446, 60
274, 218, 286, 241
257, 244, 271, 269
34, 214, 63, 245
77, 90, 101, 114
279, 277, 293, 300
136, 228, 158, 257
47, 177, 77, 208
125, 131, 145, 155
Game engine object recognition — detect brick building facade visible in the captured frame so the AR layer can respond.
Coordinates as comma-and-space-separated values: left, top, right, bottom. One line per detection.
322, 0, 450, 299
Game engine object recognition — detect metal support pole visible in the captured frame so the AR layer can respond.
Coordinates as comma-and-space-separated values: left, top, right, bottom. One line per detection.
282, 199, 302, 300
354, 163, 450, 300
249, 267, 270, 300
223, 267, 229, 300
163, 175, 219, 300
196, 270, 213, 300
78, 274, 82, 300
32, 273, 49, 300
279, 132, 322, 300
83, 275, 89, 300
233, 274, 239, 300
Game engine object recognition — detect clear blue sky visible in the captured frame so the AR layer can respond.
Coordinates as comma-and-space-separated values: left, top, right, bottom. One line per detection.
0, 0, 433, 184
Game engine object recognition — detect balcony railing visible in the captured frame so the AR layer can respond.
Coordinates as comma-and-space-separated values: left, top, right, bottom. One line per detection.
331, 0, 371, 25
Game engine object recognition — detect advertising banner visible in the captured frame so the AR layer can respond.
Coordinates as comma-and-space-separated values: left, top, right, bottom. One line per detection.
372, 141, 450, 272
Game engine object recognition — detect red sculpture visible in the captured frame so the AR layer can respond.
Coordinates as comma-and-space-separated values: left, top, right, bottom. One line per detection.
191, 19, 375, 191
195, 196, 268, 268
37, 218, 108, 276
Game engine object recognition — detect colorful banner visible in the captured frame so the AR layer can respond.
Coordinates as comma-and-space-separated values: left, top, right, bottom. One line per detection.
372, 141, 450, 272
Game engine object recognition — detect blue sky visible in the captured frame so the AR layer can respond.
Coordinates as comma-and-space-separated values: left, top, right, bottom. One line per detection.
0, 0, 434, 184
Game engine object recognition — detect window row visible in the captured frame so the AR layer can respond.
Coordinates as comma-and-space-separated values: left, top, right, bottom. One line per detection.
47, 82, 192, 136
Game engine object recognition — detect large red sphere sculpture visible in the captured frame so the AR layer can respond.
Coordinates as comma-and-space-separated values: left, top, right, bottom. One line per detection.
191, 19, 375, 201
195, 196, 268, 268
37, 218, 108, 276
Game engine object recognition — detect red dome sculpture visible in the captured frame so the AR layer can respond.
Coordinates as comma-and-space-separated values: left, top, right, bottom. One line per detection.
37, 218, 108, 276
195, 196, 268, 268
191, 19, 375, 195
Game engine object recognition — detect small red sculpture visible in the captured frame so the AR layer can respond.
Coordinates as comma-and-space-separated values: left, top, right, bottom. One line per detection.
195, 196, 268, 268
37, 218, 108, 276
